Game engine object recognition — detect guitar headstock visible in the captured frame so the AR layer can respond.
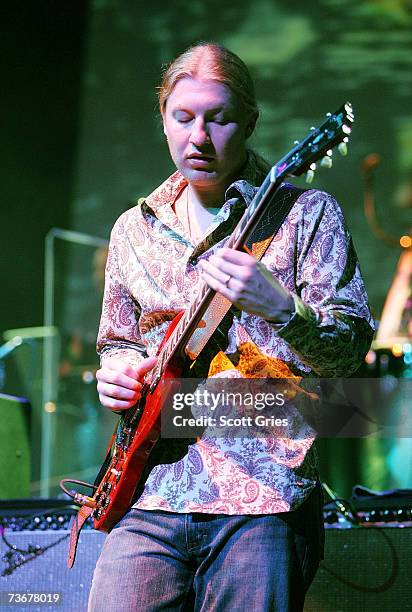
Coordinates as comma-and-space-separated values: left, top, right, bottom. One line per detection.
272, 102, 354, 184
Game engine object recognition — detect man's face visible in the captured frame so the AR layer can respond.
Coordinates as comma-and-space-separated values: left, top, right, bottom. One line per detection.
162, 77, 254, 194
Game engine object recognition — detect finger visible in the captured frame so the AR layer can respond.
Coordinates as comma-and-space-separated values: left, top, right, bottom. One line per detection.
98, 356, 157, 385
216, 247, 256, 266
97, 380, 141, 402
200, 266, 230, 296
135, 356, 158, 381
200, 258, 232, 286
207, 254, 253, 283
96, 367, 140, 391
98, 394, 138, 412
200, 266, 242, 300
101, 358, 143, 379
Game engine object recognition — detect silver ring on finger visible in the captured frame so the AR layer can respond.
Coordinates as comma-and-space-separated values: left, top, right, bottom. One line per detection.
225, 274, 231, 288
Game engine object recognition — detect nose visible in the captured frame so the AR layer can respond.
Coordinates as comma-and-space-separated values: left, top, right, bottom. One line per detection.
189, 117, 210, 147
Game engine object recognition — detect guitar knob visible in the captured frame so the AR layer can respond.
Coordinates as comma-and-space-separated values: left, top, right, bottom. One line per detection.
93, 508, 103, 520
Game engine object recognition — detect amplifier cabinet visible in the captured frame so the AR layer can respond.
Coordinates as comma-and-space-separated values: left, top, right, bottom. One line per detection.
305, 526, 412, 611
0, 530, 105, 611
0, 394, 30, 498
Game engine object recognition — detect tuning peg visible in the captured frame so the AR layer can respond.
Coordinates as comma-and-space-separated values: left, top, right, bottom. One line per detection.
305, 163, 317, 184
338, 137, 349, 156
320, 155, 333, 168
338, 142, 347, 156
344, 102, 355, 122
306, 170, 315, 184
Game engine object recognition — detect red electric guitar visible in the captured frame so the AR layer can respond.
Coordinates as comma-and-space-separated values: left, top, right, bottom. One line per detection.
68, 103, 354, 538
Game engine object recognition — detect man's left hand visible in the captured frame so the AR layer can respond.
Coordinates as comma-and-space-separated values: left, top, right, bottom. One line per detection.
200, 247, 294, 321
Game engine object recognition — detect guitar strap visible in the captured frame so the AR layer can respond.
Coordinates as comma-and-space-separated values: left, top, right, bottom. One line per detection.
185, 183, 306, 361
67, 505, 94, 568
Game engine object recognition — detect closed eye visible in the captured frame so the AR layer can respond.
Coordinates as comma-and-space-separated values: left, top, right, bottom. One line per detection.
173, 110, 193, 123
210, 112, 233, 125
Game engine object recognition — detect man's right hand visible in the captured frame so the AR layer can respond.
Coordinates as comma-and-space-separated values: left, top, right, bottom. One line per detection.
96, 356, 157, 412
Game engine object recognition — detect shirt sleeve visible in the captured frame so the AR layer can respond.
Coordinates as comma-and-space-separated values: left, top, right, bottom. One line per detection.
274, 190, 374, 377
96, 215, 148, 368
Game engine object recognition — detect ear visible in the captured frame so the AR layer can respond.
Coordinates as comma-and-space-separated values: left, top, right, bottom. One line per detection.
245, 111, 258, 139
162, 113, 168, 138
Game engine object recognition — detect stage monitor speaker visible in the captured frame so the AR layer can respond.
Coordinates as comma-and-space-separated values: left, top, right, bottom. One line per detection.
0, 530, 106, 611
305, 526, 412, 611
0, 393, 30, 498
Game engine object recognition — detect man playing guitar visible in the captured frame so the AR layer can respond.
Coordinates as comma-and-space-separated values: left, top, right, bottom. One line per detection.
88, 42, 373, 611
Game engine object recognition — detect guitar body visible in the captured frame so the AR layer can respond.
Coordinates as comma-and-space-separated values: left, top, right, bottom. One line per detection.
92, 312, 185, 532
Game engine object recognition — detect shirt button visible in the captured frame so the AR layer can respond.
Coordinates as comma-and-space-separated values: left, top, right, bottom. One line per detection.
189, 256, 198, 265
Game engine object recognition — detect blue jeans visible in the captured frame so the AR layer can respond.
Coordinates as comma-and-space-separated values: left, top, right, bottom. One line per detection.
88, 487, 323, 612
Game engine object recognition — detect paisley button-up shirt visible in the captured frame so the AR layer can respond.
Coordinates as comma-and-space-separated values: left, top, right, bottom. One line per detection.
97, 155, 374, 514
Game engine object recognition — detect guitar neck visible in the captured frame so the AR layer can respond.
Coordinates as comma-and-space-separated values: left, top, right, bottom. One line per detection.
226, 171, 280, 251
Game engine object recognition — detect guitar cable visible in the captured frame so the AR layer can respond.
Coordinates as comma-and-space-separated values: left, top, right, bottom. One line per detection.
59, 478, 97, 508
321, 481, 360, 526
